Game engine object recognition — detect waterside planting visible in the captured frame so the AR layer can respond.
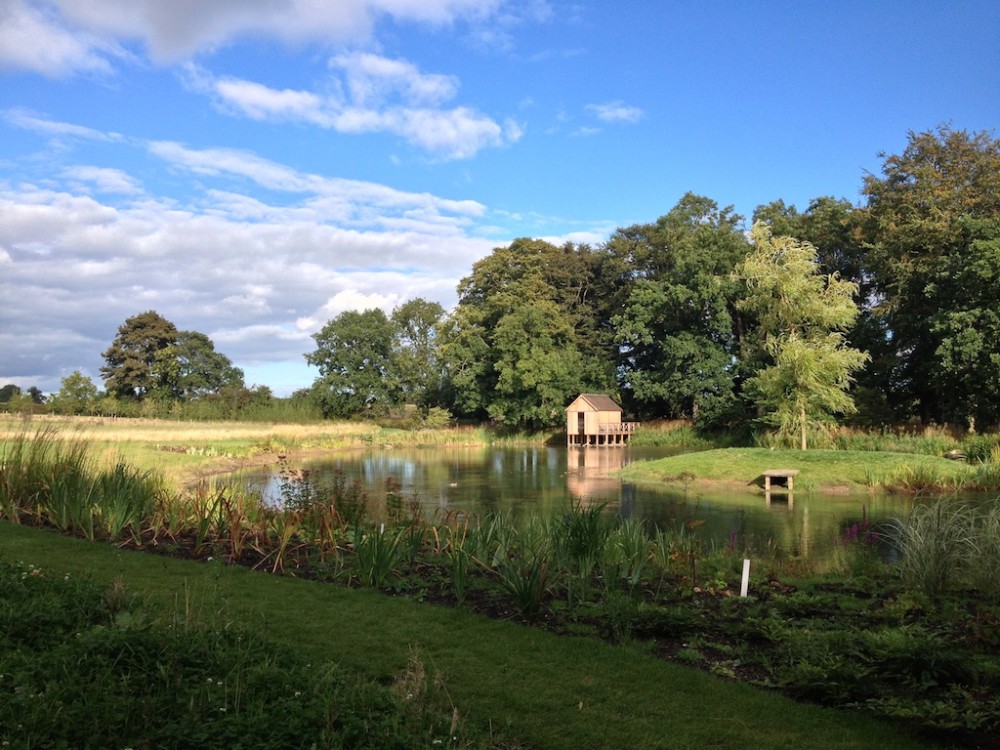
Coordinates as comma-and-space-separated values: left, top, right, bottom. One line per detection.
3, 427, 1000, 747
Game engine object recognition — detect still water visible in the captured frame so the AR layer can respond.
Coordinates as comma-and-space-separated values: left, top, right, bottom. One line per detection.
251, 445, 921, 562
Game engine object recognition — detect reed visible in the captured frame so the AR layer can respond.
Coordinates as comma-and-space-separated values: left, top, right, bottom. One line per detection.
891, 500, 977, 597
95, 460, 162, 542
881, 462, 966, 494
482, 516, 555, 616
602, 518, 652, 591
551, 502, 610, 604
352, 524, 406, 589
43, 455, 99, 540
494, 542, 553, 617
266, 511, 303, 573
440, 516, 472, 604
968, 503, 1000, 600
0, 426, 59, 519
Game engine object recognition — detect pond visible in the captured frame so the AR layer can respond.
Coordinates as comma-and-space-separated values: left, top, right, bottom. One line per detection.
249, 445, 926, 564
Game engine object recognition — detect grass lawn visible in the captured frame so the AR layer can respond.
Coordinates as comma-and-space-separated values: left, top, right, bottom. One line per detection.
620, 447, 972, 494
0, 522, 927, 750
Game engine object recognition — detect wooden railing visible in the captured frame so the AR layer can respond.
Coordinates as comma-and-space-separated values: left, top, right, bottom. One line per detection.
598, 422, 640, 434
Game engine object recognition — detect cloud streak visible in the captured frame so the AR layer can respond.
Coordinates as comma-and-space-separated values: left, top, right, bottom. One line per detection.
586, 101, 644, 124
191, 52, 522, 159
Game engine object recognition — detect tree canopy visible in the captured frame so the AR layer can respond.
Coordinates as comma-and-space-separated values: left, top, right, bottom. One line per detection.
307, 308, 399, 418
610, 193, 750, 425
441, 238, 611, 429
862, 126, 1000, 427
101, 311, 243, 402
101, 311, 179, 400
737, 223, 869, 448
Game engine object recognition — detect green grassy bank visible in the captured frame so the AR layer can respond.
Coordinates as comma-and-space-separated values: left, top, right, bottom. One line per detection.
620, 448, 979, 494
0, 523, 924, 750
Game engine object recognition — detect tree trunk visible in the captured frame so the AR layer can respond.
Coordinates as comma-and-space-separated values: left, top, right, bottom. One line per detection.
800, 404, 807, 451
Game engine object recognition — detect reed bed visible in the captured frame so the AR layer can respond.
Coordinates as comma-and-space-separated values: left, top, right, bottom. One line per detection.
1, 427, 743, 606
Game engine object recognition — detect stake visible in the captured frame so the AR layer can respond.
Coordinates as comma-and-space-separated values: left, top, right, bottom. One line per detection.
740, 558, 751, 597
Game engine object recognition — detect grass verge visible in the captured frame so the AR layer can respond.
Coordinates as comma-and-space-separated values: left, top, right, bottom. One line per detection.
0, 522, 925, 750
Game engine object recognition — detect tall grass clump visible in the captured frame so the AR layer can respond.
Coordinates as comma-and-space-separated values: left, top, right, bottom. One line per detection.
959, 434, 1000, 464
353, 524, 407, 589
551, 502, 611, 604
967, 460, 1000, 492
601, 518, 652, 593
969, 503, 1000, 599
891, 500, 978, 597
629, 421, 721, 450
884, 463, 966, 495
491, 516, 555, 616
0, 426, 69, 521
830, 427, 960, 456
1, 427, 163, 541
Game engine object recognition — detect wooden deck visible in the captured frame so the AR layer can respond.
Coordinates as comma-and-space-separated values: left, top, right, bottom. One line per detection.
568, 422, 640, 447
762, 468, 799, 492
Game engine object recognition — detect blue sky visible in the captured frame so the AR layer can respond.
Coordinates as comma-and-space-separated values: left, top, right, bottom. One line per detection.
2, 0, 998, 396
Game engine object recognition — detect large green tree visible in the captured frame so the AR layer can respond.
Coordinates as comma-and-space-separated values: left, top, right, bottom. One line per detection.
443, 238, 612, 429
863, 125, 1000, 426
610, 193, 751, 425
391, 298, 446, 410
737, 223, 868, 449
101, 311, 179, 400
488, 301, 584, 430
159, 331, 245, 400
101, 312, 243, 402
923, 217, 1000, 429
306, 308, 400, 418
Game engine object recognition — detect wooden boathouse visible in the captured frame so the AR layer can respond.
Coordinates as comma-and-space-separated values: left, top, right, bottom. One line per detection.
565, 394, 639, 447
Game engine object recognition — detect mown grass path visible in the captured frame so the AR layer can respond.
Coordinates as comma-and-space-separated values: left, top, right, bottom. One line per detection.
0, 522, 926, 750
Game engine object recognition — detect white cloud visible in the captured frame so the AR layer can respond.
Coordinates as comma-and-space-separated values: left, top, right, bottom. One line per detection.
331, 52, 459, 107
190, 53, 521, 159
0, 0, 122, 76
212, 78, 328, 123
149, 140, 488, 227
61, 166, 144, 195
3, 108, 123, 142
586, 100, 644, 124
1, 0, 506, 72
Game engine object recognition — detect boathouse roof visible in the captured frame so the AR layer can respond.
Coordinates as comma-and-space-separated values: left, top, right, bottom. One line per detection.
568, 394, 623, 413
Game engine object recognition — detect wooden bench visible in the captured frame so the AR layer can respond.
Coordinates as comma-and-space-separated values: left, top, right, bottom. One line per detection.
763, 469, 799, 493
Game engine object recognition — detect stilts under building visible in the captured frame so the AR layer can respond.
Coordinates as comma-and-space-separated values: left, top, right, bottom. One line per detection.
565, 393, 639, 447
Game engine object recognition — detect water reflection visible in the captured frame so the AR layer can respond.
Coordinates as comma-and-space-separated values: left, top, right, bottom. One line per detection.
249, 445, 919, 562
